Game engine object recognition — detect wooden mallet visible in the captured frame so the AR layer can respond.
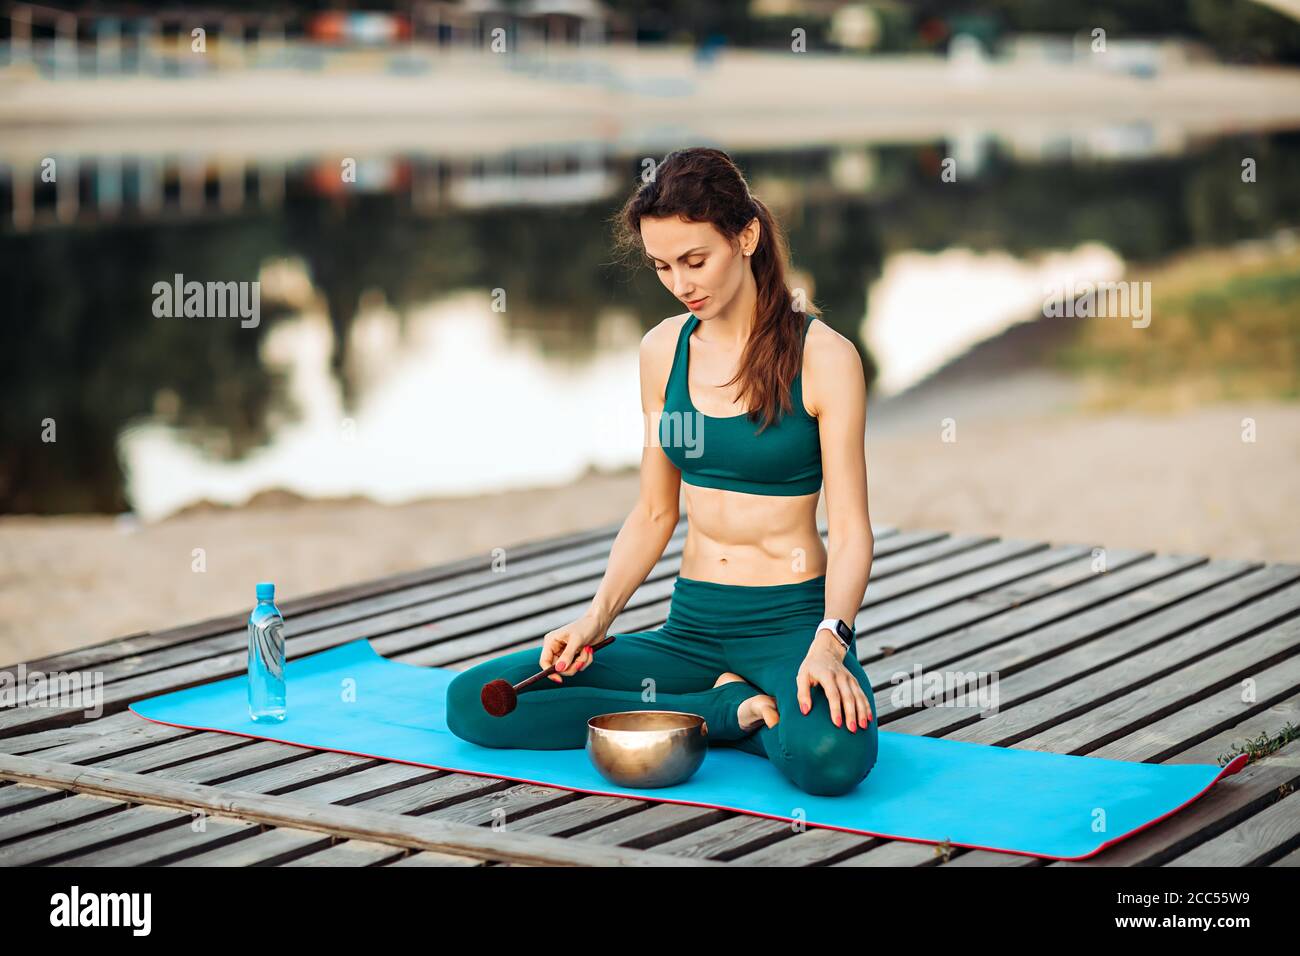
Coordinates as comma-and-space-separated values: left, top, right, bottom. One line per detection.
480, 636, 617, 717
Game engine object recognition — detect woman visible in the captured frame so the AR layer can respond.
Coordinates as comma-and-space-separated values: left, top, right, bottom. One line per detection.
447, 147, 877, 796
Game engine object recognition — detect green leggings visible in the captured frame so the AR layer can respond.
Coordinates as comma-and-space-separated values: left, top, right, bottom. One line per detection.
446, 573, 879, 796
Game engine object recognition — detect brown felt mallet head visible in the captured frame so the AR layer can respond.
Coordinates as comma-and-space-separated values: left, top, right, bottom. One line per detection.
480, 679, 518, 717
480, 636, 616, 717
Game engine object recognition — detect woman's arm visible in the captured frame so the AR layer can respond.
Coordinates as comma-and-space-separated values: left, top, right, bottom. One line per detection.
542, 321, 683, 680
814, 331, 873, 652
581, 320, 684, 635
796, 324, 874, 728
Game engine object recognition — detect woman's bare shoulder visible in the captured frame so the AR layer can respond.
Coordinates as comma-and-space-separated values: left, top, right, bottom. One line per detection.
805, 316, 860, 367
641, 311, 691, 347
802, 316, 865, 415
639, 312, 692, 364
640, 312, 693, 398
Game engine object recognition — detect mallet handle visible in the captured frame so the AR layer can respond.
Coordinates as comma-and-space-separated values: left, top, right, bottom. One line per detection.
515, 635, 616, 691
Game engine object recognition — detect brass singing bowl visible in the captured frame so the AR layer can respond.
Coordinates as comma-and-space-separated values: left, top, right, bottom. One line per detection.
586, 711, 709, 788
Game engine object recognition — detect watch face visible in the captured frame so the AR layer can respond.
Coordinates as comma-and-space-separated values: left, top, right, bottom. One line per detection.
837, 621, 854, 642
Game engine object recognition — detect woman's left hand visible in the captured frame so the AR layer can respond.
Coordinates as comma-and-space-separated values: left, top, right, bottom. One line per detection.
797, 633, 873, 731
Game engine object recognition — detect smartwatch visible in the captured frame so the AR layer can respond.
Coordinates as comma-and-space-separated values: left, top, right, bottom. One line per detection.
816, 617, 855, 652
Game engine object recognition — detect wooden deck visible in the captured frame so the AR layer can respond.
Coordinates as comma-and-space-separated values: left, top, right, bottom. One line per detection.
2, 519, 1299, 867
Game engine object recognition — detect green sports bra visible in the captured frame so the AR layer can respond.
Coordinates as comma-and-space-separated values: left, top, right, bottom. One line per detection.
658, 312, 822, 496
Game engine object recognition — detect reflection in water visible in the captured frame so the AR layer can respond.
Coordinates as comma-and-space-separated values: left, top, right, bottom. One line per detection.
865, 243, 1125, 395
3, 134, 1297, 515
119, 289, 646, 520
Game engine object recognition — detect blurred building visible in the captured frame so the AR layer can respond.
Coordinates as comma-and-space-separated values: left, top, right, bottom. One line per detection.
1, 0, 626, 79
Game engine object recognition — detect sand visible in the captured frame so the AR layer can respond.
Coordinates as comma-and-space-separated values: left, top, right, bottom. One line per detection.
3, 391, 1296, 668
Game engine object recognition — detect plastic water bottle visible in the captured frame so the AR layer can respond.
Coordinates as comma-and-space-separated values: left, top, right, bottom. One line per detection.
248, 582, 286, 722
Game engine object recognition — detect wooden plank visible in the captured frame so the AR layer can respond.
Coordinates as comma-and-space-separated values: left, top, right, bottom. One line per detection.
151, 746, 403, 795
1006, 610, 1300, 753
0, 712, 188, 756
0, 781, 68, 813
0, 753, 723, 866
887, 560, 1288, 734
0, 739, 376, 822
849, 541, 1093, 635
147, 760, 610, 865
1163, 791, 1300, 866
18, 795, 484, 868
386, 849, 488, 867
167, 827, 345, 866
930, 692, 1300, 866
1171, 693, 1300, 767
863, 551, 1207, 723
0, 759, 431, 858
1050, 705, 1300, 866
12, 749, 691, 868
860, 548, 1176, 662
1085, 656, 1300, 763
279, 840, 413, 866
70, 732, 258, 776
45, 764, 467, 866
467, 791, 662, 838
413, 781, 591, 829
830, 840, 957, 866
6, 734, 556, 853
20, 521, 627, 672
569, 802, 730, 847
648, 815, 807, 861
0, 790, 124, 843
729, 825, 887, 865
6, 729, 736, 867
50, 812, 259, 866
0, 799, 200, 866
935, 847, 1041, 866
1269, 846, 1300, 865
900, 579, 1300, 746
866, 554, 1241, 698
924, 685, 1300, 867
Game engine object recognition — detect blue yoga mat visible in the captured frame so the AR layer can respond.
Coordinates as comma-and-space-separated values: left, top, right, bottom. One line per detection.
129, 638, 1246, 860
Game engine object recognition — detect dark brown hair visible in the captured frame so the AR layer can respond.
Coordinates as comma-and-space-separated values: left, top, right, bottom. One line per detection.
612, 147, 821, 432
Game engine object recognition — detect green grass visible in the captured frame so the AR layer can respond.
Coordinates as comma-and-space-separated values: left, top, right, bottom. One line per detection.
1052, 246, 1300, 410
1218, 721, 1300, 767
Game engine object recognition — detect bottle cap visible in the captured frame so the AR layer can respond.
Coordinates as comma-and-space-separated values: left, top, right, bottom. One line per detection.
256, 582, 275, 601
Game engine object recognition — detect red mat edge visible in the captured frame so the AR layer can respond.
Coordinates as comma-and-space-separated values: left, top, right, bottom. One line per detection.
125, 706, 1252, 863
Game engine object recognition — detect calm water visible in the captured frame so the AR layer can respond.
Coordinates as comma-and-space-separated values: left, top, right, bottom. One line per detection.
3, 133, 1298, 517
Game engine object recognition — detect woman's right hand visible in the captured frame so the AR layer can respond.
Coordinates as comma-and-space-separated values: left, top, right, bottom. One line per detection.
539, 613, 606, 683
